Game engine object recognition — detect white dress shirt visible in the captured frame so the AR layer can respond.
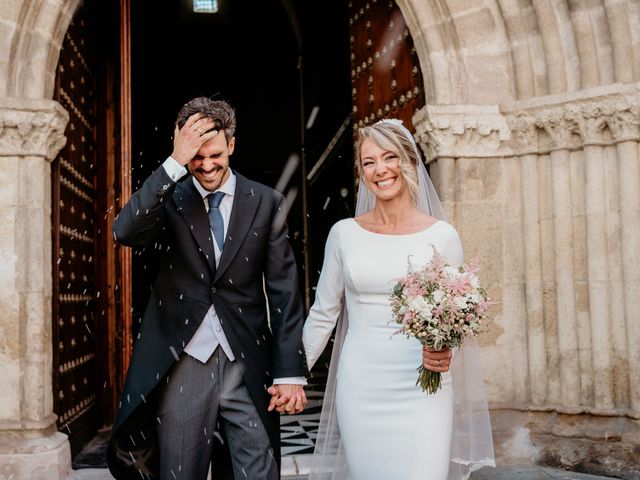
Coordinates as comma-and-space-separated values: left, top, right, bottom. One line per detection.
162, 157, 305, 385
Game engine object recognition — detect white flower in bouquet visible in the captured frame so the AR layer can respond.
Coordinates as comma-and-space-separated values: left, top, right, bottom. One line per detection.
453, 296, 468, 309
432, 289, 446, 303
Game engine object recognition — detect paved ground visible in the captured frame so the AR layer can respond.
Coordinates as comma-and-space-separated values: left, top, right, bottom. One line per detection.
66, 464, 621, 479
470, 466, 621, 479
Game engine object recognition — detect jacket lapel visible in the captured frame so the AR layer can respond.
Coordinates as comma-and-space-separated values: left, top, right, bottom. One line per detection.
174, 178, 216, 273
214, 172, 261, 282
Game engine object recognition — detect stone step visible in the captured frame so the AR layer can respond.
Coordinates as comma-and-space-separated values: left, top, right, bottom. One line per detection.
65, 465, 621, 480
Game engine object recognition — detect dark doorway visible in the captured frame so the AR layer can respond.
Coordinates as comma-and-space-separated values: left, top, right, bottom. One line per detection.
52, 0, 353, 468
129, 0, 353, 328
126, 2, 353, 459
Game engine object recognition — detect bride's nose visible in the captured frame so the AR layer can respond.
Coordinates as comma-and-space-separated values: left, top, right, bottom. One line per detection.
374, 160, 388, 175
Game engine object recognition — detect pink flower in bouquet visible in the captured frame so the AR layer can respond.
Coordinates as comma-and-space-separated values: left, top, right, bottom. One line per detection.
403, 275, 425, 296
448, 276, 472, 296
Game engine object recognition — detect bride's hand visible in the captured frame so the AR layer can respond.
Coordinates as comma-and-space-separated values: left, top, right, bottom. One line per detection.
267, 384, 307, 414
422, 346, 452, 372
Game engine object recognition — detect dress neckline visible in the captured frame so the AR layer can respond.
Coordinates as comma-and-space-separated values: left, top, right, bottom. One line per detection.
351, 218, 443, 237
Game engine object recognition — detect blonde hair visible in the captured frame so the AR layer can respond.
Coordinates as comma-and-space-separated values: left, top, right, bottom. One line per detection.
355, 122, 421, 206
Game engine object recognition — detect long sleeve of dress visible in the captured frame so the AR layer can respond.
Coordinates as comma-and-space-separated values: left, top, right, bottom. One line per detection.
442, 225, 464, 267
302, 222, 346, 370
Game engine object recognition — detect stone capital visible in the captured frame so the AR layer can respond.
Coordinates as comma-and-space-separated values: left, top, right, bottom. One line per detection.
504, 86, 640, 155
413, 104, 512, 160
0, 98, 69, 161
415, 84, 640, 159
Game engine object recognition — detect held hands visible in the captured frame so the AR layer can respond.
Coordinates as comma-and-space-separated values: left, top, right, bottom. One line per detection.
171, 113, 219, 166
267, 384, 308, 415
422, 346, 452, 373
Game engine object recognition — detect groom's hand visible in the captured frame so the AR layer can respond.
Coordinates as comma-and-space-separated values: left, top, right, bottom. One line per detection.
267, 384, 307, 414
171, 113, 218, 166
423, 346, 452, 372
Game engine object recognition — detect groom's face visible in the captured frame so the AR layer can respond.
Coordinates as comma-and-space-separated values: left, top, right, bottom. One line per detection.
188, 130, 235, 191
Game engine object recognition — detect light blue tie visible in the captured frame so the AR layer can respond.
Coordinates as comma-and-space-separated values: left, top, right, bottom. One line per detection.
207, 191, 225, 251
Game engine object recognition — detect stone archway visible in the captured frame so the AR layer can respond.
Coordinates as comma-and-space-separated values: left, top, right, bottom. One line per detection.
3, 0, 81, 99
396, 0, 515, 104
399, 0, 640, 104
1, 0, 640, 477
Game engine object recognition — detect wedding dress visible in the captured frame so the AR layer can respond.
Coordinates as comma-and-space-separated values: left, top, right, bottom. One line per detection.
303, 217, 464, 480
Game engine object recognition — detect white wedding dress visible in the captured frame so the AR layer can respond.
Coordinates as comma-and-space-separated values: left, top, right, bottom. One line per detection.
303, 217, 465, 480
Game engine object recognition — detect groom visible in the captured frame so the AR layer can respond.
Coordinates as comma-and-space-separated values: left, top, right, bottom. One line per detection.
107, 97, 308, 479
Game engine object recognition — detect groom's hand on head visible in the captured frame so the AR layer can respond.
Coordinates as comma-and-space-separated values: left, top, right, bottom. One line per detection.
267, 384, 307, 415
171, 113, 219, 166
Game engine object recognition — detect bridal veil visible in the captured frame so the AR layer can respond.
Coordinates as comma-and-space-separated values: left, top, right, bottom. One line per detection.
308, 119, 495, 480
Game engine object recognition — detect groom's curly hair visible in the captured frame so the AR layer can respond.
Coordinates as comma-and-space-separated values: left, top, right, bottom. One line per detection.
355, 121, 421, 206
175, 97, 236, 143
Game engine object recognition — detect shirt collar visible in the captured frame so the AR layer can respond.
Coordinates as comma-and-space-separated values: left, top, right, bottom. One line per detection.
192, 170, 236, 199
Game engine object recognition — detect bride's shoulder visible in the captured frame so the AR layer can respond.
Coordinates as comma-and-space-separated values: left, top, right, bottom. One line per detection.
351, 212, 373, 227
329, 217, 358, 235
415, 213, 455, 235
435, 220, 462, 244
435, 218, 455, 230
434, 219, 458, 233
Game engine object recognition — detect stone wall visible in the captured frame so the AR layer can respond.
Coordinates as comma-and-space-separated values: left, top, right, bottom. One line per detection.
397, 0, 640, 475
0, 98, 70, 478
414, 84, 640, 478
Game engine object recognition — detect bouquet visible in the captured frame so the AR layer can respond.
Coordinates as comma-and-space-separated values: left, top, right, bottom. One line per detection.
390, 246, 491, 394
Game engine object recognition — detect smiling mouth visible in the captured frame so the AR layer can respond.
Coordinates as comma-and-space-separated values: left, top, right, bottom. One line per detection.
199, 168, 221, 180
375, 177, 397, 189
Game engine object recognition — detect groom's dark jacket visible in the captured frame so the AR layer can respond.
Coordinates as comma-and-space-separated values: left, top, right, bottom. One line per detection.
107, 166, 308, 479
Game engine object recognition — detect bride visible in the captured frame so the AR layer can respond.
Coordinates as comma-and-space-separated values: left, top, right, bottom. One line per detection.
301, 120, 495, 480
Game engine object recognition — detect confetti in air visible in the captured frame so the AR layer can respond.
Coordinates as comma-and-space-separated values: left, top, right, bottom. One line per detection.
283, 187, 299, 219
306, 105, 320, 129
169, 346, 179, 361
275, 154, 300, 193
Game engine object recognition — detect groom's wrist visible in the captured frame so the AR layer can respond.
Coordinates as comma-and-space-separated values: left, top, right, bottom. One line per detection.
162, 156, 188, 181
273, 376, 307, 386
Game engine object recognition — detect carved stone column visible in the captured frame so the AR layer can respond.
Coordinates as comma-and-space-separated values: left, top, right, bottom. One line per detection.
412, 85, 640, 476
609, 98, 640, 412
0, 97, 71, 479
509, 115, 548, 407
413, 104, 511, 234
414, 103, 538, 415
537, 107, 582, 409
506, 91, 640, 414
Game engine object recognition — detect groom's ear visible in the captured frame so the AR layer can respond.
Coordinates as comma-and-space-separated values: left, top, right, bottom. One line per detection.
227, 136, 236, 156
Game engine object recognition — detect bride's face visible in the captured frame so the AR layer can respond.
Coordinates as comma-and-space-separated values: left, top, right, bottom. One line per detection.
360, 138, 407, 202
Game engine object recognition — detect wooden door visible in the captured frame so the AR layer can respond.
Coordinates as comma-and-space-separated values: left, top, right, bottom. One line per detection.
349, 0, 426, 132
51, 0, 132, 457
51, 4, 100, 456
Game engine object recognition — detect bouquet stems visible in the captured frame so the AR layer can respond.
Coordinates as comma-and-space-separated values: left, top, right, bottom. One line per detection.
416, 364, 442, 394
